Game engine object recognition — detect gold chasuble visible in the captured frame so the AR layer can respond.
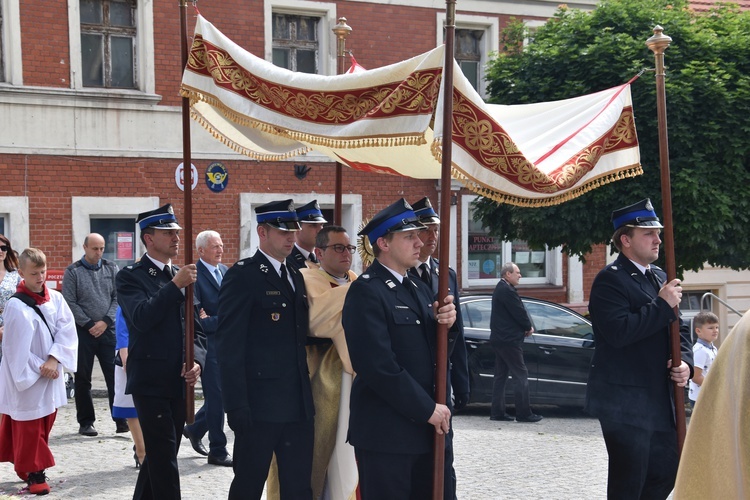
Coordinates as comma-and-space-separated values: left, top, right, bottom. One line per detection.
673, 309, 750, 498
267, 268, 358, 500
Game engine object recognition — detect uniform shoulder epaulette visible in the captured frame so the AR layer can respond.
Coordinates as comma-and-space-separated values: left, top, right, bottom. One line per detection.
606, 263, 620, 272
359, 273, 373, 281
123, 261, 143, 271
233, 255, 255, 267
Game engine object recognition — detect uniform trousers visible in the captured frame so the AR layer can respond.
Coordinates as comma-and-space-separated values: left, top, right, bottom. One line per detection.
230, 419, 313, 500
490, 339, 532, 418
0, 412, 56, 474
599, 418, 678, 500
355, 447, 433, 500
75, 327, 123, 426
132, 394, 185, 500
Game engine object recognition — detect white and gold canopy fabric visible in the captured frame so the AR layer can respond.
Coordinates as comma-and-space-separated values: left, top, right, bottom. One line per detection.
181, 15, 642, 207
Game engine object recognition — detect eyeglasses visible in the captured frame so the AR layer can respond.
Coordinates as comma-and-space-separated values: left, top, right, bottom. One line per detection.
0, 245, 8, 252
320, 244, 356, 254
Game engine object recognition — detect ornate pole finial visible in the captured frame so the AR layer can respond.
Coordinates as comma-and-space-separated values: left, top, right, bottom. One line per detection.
646, 25, 672, 55
332, 18, 352, 46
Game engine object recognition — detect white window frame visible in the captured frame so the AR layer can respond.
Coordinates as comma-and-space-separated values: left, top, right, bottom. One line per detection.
523, 19, 546, 47
461, 194, 561, 288
0, 196, 30, 250
67, 0, 155, 94
71, 196, 158, 262
0, 0, 23, 85
436, 13, 498, 99
240, 192, 362, 273
264, 0, 336, 76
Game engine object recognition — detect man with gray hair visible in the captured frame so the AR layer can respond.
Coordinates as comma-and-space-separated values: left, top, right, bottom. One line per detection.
182, 230, 232, 467
62, 232, 127, 436
489, 262, 542, 423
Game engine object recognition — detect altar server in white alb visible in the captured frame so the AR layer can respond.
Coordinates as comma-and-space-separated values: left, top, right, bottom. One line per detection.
0, 248, 78, 495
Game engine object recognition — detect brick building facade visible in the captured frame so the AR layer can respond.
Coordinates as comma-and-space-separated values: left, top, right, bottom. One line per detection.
7, 0, 742, 315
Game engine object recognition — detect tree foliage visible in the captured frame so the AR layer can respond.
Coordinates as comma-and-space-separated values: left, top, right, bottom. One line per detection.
476, 0, 750, 273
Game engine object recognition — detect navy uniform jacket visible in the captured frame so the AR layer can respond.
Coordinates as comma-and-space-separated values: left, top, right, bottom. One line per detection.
586, 253, 693, 431
115, 257, 207, 398
408, 257, 469, 398
216, 250, 314, 423
288, 246, 310, 272
489, 278, 532, 344
194, 260, 228, 335
343, 259, 441, 455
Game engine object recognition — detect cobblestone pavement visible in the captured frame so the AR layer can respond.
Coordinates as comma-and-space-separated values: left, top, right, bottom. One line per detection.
1, 400, 614, 499
0, 366, 619, 499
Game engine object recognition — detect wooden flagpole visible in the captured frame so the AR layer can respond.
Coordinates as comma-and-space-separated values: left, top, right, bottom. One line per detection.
179, 0, 196, 424
646, 25, 686, 453
433, 0, 456, 497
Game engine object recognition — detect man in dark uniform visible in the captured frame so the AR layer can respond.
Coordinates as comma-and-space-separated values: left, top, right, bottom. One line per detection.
586, 198, 692, 500
288, 200, 326, 271
489, 262, 542, 423
342, 198, 456, 499
408, 196, 469, 500
217, 199, 315, 500
115, 203, 206, 500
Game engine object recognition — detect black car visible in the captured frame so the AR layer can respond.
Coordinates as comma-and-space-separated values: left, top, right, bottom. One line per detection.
459, 294, 594, 408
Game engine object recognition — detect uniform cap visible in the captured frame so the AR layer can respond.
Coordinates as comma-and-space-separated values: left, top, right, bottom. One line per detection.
256, 199, 301, 231
136, 204, 182, 231
611, 198, 663, 230
358, 198, 426, 243
296, 200, 328, 223
411, 197, 440, 225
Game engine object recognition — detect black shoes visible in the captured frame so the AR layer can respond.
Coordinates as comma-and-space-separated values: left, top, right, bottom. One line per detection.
207, 453, 233, 467
115, 420, 130, 433
490, 414, 515, 422
79, 424, 98, 436
182, 426, 208, 456
516, 413, 543, 423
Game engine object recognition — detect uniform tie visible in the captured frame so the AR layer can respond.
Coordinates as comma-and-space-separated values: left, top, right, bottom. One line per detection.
308, 252, 318, 264
280, 263, 295, 295
419, 262, 432, 288
645, 268, 660, 294
214, 267, 223, 286
163, 265, 174, 280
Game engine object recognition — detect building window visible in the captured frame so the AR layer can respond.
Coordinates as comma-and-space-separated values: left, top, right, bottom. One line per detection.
437, 14, 498, 99
0, 197, 30, 251
455, 29, 483, 91
272, 13, 319, 74
90, 218, 138, 268
80, 0, 137, 88
71, 196, 158, 265
462, 195, 559, 288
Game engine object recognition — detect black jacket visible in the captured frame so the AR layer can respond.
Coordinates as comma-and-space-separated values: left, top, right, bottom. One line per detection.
343, 260, 441, 454
216, 250, 314, 423
586, 253, 693, 431
489, 278, 532, 344
116, 256, 206, 398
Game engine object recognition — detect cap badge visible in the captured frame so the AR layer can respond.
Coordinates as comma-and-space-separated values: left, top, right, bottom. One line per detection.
645, 200, 654, 211
288, 202, 295, 212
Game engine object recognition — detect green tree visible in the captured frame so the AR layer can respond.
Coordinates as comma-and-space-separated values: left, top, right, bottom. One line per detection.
476, 0, 750, 273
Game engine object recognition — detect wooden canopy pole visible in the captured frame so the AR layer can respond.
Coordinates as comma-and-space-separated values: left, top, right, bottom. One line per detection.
332, 18, 352, 225
646, 25, 686, 453
432, 0, 456, 497
179, 0, 195, 424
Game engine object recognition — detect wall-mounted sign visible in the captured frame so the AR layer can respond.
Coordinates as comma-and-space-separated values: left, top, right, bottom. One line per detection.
175, 163, 199, 191
46, 270, 65, 291
206, 162, 229, 192
116, 232, 135, 261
